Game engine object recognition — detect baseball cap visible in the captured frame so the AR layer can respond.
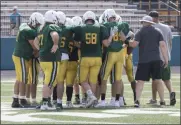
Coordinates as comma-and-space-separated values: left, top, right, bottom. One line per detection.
149, 11, 159, 18
139, 15, 155, 24
12, 6, 18, 10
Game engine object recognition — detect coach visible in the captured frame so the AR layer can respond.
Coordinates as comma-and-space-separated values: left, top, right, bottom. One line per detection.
127, 15, 168, 107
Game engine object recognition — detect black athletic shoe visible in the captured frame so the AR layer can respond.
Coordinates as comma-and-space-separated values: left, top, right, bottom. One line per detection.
56, 103, 63, 111
134, 100, 140, 108
11, 98, 20, 108
160, 101, 166, 107
19, 99, 30, 108
170, 92, 176, 106
73, 97, 80, 105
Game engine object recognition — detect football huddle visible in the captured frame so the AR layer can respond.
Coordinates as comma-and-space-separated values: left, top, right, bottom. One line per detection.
11, 9, 176, 111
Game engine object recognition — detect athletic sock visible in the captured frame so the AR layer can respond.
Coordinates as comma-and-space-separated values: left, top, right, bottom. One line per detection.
101, 93, 105, 100
57, 99, 62, 104
116, 94, 120, 101
53, 85, 57, 101
86, 90, 93, 97
66, 86, 73, 101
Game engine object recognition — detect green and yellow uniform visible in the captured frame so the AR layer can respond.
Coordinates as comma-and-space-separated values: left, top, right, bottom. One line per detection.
38, 23, 61, 88
13, 23, 37, 83
101, 22, 130, 82
73, 24, 109, 84
57, 26, 73, 83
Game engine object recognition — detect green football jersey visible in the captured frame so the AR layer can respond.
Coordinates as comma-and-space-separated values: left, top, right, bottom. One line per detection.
38, 23, 62, 62
13, 23, 37, 60
103, 21, 130, 52
73, 24, 109, 57
59, 26, 73, 54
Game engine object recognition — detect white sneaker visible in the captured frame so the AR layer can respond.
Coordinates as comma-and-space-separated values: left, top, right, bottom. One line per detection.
119, 97, 124, 107
86, 96, 97, 108
115, 101, 120, 107
108, 98, 115, 107
66, 101, 73, 108
95, 100, 106, 108
40, 101, 49, 110
40, 101, 55, 110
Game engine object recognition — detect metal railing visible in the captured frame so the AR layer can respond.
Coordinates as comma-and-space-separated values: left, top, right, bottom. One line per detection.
1, 15, 180, 36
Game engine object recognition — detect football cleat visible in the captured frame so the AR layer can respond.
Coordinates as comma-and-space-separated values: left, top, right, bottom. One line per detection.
11, 98, 20, 108
134, 100, 140, 108
40, 101, 54, 111
119, 97, 124, 107
74, 97, 81, 105
115, 101, 120, 108
56, 103, 63, 111
66, 101, 74, 108
107, 98, 115, 107
160, 101, 166, 108
170, 92, 176, 106
147, 99, 157, 105
95, 100, 106, 108
19, 99, 30, 108
85, 96, 97, 108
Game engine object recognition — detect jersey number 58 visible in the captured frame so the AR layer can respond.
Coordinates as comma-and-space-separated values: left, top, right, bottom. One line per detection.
85, 33, 97, 44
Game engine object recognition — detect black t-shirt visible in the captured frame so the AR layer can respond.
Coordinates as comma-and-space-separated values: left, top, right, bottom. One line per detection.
135, 25, 164, 63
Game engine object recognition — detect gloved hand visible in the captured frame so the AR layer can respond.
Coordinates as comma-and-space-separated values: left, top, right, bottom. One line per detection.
110, 26, 118, 37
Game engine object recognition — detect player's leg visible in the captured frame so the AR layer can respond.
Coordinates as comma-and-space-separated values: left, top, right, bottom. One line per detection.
66, 61, 78, 108
40, 62, 58, 110
56, 60, 68, 110
89, 57, 102, 106
96, 72, 102, 101
18, 57, 30, 107
12, 55, 21, 108
125, 54, 136, 102
80, 57, 97, 108
107, 65, 116, 107
73, 78, 81, 104
97, 52, 114, 107
30, 58, 40, 106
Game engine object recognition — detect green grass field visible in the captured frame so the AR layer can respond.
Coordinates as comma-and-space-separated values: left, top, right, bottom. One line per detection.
1, 72, 180, 124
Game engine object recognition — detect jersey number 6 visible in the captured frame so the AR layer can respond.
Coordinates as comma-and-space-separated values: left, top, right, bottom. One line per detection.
85, 33, 97, 44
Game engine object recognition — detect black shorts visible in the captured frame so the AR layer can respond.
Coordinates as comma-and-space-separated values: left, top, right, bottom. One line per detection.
135, 60, 163, 81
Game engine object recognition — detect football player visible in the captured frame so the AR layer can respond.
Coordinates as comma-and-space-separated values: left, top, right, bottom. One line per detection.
96, 9, 130, 107
71, 16, 83, 105
12, 12, 44, 108
72, 11, 114, 107
55, 16, 74, 110
51, 11, 66, 109
34, 10, 61, 110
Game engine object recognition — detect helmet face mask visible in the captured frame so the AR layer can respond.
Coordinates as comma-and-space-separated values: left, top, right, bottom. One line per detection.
29, 12, 44, 28
106, 9, 117, 22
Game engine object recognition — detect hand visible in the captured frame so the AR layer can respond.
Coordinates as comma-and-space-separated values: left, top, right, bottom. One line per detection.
51, 45, 58, 53
122, 44, 128, 48
110, 26, 118, 37
126, 31, 134, 39
120, 31, 126, 42
33, 50, 39, 58
162, 60, 168, 68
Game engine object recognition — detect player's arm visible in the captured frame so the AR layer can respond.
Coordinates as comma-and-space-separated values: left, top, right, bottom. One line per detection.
102, 26, 117, 47
33, 37, 40, 50
168, 27, 172, 51
160, 40, 168, 68
50, 31, 59, 53
125, 30, 139, 48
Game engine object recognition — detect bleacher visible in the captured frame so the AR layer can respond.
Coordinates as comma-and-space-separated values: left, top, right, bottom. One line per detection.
1, 1, 147, 36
